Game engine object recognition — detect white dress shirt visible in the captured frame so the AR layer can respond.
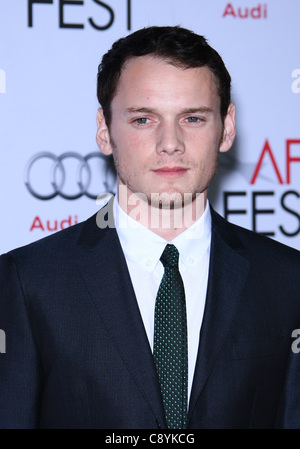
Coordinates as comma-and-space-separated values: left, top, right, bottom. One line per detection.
113, 197, 211, 403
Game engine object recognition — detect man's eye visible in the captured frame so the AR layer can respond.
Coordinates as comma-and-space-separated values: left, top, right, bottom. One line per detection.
135, 118, 149, 124
186, 116, 201, 123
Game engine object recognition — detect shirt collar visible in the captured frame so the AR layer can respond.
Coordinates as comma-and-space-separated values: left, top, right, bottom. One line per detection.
172, 204, 211, 269
114, 196, 211, 273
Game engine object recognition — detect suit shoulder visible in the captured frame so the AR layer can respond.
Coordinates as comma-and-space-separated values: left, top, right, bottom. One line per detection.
211, 207, 300, 263
1, 214, 95, 264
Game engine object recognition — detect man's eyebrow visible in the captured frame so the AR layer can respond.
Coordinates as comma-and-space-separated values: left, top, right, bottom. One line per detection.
180, 107, 214, 114
126, 107, 157, 114
125, 106, 214, 114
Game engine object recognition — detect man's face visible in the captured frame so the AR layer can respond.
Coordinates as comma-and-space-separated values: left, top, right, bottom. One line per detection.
97, 55, 235, 208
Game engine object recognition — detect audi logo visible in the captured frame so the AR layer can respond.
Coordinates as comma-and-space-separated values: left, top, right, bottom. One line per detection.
25, 152, 117, 200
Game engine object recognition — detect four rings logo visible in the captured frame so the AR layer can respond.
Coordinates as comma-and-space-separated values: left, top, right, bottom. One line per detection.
25, 152, 117, 200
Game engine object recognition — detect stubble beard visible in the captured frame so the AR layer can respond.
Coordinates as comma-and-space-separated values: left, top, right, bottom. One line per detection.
110, 136, 220, 211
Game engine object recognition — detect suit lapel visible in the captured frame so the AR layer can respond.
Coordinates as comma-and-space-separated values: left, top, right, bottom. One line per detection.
188, 209, 250, 421
76, 207, 166, 428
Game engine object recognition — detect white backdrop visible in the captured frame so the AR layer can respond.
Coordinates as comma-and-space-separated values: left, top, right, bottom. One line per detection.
0, 0, 299, 254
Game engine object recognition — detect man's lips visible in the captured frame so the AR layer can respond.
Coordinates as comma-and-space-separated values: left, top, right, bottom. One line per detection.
152, 166, 189, 178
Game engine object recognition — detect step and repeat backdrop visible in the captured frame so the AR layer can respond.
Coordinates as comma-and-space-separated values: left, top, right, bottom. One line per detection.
0, 0, 299, 253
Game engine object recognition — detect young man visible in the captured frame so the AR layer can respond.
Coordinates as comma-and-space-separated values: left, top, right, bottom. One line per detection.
0, 26, 299, 429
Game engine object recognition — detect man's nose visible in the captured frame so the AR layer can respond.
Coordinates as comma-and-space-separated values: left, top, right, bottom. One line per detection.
156, 121, 185, 155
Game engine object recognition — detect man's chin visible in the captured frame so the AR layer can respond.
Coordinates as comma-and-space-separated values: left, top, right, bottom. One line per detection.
148, 192, 193, 210
118, 185, 198, 210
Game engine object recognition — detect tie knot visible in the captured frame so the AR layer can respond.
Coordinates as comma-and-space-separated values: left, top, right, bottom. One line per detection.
160, 244, 179, 268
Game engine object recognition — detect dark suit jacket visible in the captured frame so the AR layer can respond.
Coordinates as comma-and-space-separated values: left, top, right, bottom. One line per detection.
0, 207, 300, 429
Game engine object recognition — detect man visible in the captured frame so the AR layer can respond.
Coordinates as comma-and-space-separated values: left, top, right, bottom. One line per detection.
0, 26, 299, 429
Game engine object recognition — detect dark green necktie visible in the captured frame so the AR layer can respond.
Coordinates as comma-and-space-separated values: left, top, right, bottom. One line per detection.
153, 244, 188, 429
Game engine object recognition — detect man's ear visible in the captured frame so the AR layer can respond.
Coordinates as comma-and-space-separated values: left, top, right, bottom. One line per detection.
219, 102, 236, 153
96, 108, 112, 155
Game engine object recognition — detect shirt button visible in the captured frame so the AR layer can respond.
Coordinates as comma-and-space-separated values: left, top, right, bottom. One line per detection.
188, 257, 196, 266
145, 258, 152, 267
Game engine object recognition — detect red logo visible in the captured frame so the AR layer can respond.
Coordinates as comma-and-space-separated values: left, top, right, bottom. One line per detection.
30, 215, 79, 232
222, 3, 268, 19
251, 139, 300, 185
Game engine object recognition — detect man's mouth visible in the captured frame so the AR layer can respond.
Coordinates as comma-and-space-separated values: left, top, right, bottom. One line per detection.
152, 166, 189, 178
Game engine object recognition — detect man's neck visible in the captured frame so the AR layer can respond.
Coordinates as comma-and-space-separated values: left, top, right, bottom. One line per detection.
117, 185, 207, 241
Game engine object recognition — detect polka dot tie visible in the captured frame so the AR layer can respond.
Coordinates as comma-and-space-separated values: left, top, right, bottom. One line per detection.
153, 244, 188, 429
